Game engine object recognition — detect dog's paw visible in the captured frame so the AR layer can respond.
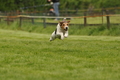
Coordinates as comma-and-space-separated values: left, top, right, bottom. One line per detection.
64, 35, 68, 38
49, 38, 53, 41
49, 39, 52, 41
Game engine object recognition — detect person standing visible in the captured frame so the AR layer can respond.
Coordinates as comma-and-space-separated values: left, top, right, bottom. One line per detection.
48, 0, 60, 20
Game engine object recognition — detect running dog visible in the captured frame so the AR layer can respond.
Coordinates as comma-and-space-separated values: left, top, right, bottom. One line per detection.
50, 19, 70, 41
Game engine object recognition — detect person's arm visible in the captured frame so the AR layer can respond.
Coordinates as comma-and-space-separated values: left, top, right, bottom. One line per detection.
48, 0, 51, 2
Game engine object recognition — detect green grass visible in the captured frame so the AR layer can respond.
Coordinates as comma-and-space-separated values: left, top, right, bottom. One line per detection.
0, 29, 120, 80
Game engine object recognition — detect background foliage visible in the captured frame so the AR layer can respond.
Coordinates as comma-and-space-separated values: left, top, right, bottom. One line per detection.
0, 0, 120, 11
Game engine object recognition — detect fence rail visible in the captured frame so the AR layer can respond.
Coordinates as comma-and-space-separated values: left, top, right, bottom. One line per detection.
0, 14, 120, 29
0, 7, 120, 29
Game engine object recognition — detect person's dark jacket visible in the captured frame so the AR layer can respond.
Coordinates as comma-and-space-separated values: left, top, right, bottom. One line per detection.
52, 0, 59, 3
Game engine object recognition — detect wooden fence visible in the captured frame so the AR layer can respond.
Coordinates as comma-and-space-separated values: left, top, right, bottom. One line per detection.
0, 7, 120, 29
0, 14, 119, 29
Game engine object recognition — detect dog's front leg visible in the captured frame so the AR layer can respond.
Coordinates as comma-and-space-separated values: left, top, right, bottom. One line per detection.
64, 31, 68, 38
61, 35, 64, 40
60, 33, 64, 40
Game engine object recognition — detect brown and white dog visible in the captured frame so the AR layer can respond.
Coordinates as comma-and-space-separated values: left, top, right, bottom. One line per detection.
50, 19, 70, 41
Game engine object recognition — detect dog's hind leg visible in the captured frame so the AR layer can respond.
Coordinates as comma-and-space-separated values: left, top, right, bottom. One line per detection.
50, 36, 55, 41
49, 37, 53, 41
49, 32, 56, 41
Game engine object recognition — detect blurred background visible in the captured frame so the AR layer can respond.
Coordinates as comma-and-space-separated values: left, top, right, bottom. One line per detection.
0, 0, 120, 36
0, 0, 120, 16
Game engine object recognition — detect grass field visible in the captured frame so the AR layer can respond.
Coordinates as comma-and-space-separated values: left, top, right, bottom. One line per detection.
0, 29, 120, 80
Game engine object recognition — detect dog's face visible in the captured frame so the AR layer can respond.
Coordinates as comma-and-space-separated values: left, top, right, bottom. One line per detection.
59, 21, 70, 31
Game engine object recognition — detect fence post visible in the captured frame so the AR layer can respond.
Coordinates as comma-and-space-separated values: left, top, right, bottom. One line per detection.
106, 10, 110, 29
102, 8, 105, 25
84, 12, 87, 27
31, 18, 34, 24
43, 18, 46, 28
19, 17, 22, 27
7, 17, 10, 25
0, 18, 1, 22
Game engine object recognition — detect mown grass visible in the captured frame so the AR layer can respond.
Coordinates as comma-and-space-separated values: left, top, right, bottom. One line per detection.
0, 29, 120, 80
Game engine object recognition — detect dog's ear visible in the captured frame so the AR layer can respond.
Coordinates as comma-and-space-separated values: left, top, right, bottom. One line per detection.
67, 21, 70, 23
59, 21, 63, 23
59, 21, 64, 26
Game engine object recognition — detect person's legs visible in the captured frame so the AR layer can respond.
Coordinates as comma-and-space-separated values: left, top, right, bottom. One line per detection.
53, 2, 60, 20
